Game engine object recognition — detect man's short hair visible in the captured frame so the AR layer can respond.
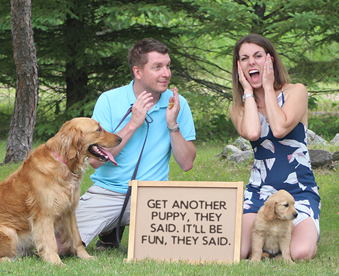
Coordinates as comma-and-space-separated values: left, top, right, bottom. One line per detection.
128, 38, 169, 78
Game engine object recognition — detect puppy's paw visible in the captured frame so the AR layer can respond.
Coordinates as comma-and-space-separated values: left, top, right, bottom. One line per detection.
284, 258, 295, 265
262, 252, 270, 259
250, 256, 261, 263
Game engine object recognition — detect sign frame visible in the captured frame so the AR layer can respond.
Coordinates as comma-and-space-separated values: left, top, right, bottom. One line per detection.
127, 181, 243, 263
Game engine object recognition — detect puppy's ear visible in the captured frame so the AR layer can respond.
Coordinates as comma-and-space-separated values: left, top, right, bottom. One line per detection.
263, 198, 276, 221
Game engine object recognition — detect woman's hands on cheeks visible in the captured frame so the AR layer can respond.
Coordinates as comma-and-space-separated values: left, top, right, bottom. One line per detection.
262, 53, 275, 92
130, 91, 153, 130
237, 61, 253, 93
166, 87, 180, 129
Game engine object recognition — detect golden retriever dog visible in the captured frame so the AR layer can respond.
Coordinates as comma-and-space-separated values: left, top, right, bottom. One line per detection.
0, 118, 121, 264
251, 190, 298, 264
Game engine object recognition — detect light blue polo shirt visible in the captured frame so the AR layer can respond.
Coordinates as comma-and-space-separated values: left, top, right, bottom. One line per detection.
90, 80, 196, 194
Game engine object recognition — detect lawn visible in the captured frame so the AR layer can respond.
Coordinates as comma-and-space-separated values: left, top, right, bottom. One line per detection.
0, 141, 338, 275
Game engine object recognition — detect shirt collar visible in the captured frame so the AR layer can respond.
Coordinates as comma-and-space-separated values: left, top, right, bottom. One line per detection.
128, 79, 173, 110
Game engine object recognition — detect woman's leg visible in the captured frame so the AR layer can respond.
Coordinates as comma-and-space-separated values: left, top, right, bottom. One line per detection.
241, 213, 257, 259
290, 217, 318, 260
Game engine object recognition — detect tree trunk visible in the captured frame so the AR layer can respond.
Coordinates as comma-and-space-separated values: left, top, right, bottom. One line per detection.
4, 0, 38, 164
65, 14, 88, 113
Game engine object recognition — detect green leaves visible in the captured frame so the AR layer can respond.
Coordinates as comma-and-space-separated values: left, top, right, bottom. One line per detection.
1, 0, 339, 140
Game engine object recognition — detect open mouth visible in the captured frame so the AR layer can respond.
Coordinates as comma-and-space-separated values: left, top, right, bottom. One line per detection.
249, 69, 260, 82
88, 145, 117, 166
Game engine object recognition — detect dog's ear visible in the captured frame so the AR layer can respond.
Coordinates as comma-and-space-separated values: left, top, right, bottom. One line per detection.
65, 127, 83, 160
263, 197, 276, 220
55, 121, 83, 160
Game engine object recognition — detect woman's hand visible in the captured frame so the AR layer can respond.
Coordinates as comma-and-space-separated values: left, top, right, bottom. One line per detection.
262, 53, 275, 92
238, 60, 253, 93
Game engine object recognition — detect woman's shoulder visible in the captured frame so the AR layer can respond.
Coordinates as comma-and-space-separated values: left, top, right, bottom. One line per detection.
283, 83, 308, 99
284, 83, 307, 93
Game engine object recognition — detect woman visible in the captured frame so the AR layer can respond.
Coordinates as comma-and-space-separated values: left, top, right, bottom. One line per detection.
229, 34, 320, 260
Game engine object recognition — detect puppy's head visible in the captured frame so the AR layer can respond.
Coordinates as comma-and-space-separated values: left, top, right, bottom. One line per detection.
47, 117, 122, 165
262, 190, 298, 221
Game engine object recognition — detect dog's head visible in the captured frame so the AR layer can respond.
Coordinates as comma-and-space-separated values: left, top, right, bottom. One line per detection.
46, 117, 122, 165
262, 190, 298, 221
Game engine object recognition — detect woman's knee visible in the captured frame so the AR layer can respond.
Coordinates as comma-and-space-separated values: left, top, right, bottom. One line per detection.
290, 243, 317, 260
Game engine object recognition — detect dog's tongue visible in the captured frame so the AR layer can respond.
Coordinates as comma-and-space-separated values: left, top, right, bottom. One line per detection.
100, 147, 118, 166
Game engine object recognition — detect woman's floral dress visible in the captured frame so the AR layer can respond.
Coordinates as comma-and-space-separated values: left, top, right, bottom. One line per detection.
243, 90, 321, 234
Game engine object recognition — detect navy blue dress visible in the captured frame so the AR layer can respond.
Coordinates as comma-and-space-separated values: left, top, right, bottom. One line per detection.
243, 91, 321, 234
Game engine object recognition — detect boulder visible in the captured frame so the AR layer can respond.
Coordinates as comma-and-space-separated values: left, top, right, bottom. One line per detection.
216, 145, 242, 159
227, 150, 253, 163
330, 134, 339, 145
233, 137, 251, 151
333, 151, 339, 162
307, 129, 328, 146
309, 149, 333, 168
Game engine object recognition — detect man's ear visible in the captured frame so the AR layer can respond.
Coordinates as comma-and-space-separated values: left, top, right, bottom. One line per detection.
133, 66, 141, 80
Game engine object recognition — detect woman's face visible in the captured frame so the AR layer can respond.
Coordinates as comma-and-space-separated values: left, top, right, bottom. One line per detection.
238, 43, 267, 89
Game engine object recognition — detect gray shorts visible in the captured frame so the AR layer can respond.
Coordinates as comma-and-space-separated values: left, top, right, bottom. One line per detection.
76, 185, 131, 247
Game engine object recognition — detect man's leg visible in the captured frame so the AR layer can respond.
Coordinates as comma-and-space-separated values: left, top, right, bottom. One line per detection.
96, 226, 125, 250
75, 185, 130, 248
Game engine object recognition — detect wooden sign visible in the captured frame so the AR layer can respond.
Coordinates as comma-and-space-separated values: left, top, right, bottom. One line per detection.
127, 181, 243, 263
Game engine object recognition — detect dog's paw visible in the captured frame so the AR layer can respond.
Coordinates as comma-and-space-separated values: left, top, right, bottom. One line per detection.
0, 257, 13, 263
78, 254, 96, 260
86, 255, 97, 260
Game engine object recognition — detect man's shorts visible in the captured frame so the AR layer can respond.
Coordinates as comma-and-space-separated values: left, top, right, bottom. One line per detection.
76, 185, 131, 247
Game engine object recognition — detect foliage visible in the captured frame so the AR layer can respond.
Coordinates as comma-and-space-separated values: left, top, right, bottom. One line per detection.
0, 0, 339, 140
0, 88, 14, 139
308, 94, 339, 141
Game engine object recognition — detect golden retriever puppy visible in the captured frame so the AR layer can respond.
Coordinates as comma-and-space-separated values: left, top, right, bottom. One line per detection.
251, 190, 298, 263
0, 118, 121, 264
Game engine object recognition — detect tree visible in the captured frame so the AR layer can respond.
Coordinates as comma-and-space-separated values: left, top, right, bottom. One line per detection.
4, 0, 38, 163
0, 0, 338, 141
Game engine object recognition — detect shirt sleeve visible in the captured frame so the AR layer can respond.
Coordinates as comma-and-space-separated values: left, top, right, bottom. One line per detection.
177, 96, 196, 141
91, 93, 114, 133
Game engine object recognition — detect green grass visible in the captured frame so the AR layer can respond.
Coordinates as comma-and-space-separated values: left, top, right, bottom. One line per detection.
0, 141, 338, 275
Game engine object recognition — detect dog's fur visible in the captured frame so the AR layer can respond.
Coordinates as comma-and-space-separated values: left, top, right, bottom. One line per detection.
251, 190, 298, 263
0, 118, 121, 264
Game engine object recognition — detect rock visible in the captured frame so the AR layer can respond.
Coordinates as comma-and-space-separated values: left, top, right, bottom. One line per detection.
233, 137, 251, 151
307, 129, 328, 146
309, 149, 333, 168
227, 150, 253, 163
217, 145, 242, 159
330, 134, 339, 145
333, 151, 339, 162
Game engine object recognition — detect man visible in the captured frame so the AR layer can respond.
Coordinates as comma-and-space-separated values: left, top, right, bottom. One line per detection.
74, 38, 196, 250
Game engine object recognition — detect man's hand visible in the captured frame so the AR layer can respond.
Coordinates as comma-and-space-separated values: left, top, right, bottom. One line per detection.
166, 87, 180, 129
130, 91, 154, 130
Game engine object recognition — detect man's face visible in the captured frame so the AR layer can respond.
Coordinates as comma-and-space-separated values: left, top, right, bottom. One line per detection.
136, 51, 171, 94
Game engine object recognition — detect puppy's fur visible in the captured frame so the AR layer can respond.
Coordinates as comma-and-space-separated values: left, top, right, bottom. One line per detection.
251, 190, 298, 263
0, 118, 121, 264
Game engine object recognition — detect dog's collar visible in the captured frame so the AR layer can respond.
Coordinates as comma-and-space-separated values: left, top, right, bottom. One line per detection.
52, 150, 68, 165
275, 217, 280, 220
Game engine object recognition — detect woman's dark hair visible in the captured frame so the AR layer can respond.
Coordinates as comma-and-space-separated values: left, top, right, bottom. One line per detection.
232, 34, 290, 108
